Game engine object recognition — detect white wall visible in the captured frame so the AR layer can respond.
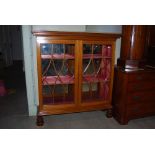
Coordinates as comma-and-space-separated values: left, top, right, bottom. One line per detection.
86, 25, 122, 64
86, 25, 122, 33
32, 25, 86, 32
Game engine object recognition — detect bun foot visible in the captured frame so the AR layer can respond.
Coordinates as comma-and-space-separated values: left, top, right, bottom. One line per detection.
106, 109, 113, 118
36, 116, 44, 126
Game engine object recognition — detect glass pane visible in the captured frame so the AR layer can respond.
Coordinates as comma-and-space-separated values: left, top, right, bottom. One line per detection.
42, 84, 74, 105
40, 43, 75, 105
41, 44, 75, 55
81, 44, 112, 103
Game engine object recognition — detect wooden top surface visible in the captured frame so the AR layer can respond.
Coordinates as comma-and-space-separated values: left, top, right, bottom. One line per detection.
32, 31, 121, 40
116, 66, 155, 73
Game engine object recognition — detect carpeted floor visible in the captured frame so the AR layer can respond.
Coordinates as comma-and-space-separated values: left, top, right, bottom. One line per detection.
0, 62, 155, 129
1, 109, 155, 129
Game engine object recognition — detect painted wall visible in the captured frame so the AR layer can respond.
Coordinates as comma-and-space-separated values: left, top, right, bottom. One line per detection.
86, 25, 122, 64
32, 25, 86, 32
86, 25, 122, 33
22, 25, 122, 116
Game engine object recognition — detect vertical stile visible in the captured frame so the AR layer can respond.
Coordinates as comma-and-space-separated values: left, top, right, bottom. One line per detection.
37, 40, 43, 111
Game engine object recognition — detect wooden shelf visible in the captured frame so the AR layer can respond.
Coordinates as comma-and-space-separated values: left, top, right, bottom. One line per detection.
42, 75, 74, 85
41, 54, 112, 60
83, 54, 112, 59
83, 75, 110, 83
41, 54, 75, 60
82, 91, 108, 102
42, 74, 109, 86
43, 96, 74, 105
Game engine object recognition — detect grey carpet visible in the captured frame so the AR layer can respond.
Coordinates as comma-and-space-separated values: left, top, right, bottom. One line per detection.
1, 110, 155, 129
1, 63, 155, 129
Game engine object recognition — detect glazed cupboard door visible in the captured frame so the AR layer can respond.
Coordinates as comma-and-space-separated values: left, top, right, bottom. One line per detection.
37, 39, 79, 111
78, 41, 115, 105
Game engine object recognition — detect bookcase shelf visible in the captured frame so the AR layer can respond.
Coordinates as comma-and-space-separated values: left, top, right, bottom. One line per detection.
83, 75, 110, 83
42, 75, 74, 85
83, 54, 112, 59
41, 54, 75, 60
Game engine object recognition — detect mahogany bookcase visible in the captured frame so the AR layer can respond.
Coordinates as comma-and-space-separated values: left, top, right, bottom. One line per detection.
33, 31, 120, 126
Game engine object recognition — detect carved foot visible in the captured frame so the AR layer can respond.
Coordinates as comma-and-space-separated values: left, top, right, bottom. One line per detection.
106, 109, 113, 118
36, 115, 44, 126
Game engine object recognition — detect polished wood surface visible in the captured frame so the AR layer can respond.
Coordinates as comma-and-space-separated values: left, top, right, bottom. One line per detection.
34, 31, 120, 126
121, 25, 147, 60
146, 25, 155, 47
145, 26, 155, 65
127, 81, 155, 92
113, 67, 155, 124
118, 25, 147, 68
33, 31, 121, 40
113, 25, 155, 124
